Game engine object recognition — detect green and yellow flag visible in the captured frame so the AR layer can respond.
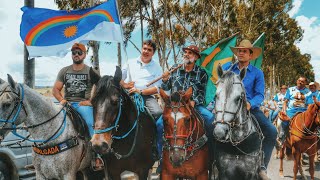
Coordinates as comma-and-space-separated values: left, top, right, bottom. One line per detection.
196, 34, 238, 105
250, 33, 265, 69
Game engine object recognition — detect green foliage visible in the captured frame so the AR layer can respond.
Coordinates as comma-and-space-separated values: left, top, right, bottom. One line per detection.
53, 0, 315, 87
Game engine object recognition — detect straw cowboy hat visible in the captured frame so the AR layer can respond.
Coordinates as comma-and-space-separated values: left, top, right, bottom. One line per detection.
230, 39, 262, 60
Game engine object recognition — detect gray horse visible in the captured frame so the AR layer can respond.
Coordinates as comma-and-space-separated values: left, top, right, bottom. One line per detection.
0, 75, 101, 180
212, 64, 264, 180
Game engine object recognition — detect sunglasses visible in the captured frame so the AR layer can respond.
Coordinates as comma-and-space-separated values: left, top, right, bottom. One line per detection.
72, 50, 83, 56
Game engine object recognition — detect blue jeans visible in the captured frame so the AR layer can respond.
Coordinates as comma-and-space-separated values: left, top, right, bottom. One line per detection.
156, 105, 215, 159
268, 110, 274, 122
250, 108, 277, 168
70, 102, 94, 137
271, 109, 279, 122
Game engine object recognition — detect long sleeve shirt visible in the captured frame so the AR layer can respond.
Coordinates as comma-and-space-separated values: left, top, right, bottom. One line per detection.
222, 62, 265, 110
161, 64, 208, 105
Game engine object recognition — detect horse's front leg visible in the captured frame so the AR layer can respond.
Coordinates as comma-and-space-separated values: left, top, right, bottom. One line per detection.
196, 170, 208, 180
309, 154, 316, 180
279, 144, 285, 178
292, 148, 301, 180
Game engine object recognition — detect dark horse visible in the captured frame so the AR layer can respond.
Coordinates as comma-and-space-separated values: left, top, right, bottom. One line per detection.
159, 87, 209, 179
90, 67, 156, 180
279, 97, 320, 180
213, 64, 264, 180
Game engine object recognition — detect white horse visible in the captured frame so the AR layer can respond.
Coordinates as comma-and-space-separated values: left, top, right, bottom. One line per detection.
0, 75, 102, 180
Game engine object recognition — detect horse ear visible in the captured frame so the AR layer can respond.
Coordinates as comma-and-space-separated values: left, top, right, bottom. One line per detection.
239, 68, 247, 81
114, 66, 122, 87
183, 87, 193, 101
159, 88, 169, 104
7, 74, 16, 89
217, 64, 224, 78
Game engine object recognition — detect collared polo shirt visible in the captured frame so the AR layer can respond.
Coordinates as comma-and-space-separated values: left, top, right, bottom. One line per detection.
305, 90, 319, 105
273, 93, 286, 109
122, 56, 163, 90
284, 86, 310, 118
222, 62, 265, 110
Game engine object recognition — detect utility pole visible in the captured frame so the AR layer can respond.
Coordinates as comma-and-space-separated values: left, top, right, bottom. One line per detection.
24, 0, 35, 88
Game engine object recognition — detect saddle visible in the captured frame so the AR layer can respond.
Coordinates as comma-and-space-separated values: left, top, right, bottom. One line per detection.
65, 104, 91, 141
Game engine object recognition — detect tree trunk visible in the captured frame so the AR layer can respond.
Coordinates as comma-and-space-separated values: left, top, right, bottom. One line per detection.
24, 0, 35, 88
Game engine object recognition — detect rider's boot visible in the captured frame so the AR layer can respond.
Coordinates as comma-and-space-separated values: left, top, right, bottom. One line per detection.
91, 153, 104, 171
259, 153, 271, 180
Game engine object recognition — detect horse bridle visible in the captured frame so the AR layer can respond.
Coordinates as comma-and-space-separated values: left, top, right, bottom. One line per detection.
93, 87, 141, 159
213, 82, 249, 128
163, 94, 201, 158
0, 84, 28, 127
213, 81, 252, 145
0, 83, 68, 145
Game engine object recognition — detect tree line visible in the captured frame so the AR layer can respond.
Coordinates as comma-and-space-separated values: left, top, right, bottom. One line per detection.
54, 0, 315, 91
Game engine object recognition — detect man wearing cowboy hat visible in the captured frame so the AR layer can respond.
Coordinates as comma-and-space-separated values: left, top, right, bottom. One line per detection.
222, 39, 277, 179
271, 85, 288, 122
155, 45, 214, 171
305, 82, 320, 106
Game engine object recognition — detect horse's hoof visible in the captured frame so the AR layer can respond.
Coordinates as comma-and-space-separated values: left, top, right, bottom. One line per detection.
259, 170, 270, 180
279, 172, 284, 178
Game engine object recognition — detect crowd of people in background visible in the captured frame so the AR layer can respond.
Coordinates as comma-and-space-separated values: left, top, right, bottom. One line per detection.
261, 79, 320, 161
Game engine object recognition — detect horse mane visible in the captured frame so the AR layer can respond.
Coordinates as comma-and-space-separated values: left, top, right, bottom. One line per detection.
171, 91, 181, 103
92, 75, 117, 105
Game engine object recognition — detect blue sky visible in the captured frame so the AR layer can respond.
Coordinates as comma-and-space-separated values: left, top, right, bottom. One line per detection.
0, 0, 319, 86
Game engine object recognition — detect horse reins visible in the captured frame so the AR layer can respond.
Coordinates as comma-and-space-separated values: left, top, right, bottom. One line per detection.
0, 83, 68, 147
163, 93, 207, 160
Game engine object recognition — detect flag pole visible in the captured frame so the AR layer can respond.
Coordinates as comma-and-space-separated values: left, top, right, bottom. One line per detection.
113, 0, 131, 80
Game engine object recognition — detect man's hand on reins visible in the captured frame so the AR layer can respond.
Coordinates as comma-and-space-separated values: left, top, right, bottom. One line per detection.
246, 102, 251, 111
79, 100, 92, 106
60, 99, 67, 106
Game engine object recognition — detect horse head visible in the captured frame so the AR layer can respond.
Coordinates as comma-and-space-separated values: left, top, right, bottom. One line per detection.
91, 66, 137, 155
160, 87, 197, 166
213, 64, 249, 143
0, 75, 26, 141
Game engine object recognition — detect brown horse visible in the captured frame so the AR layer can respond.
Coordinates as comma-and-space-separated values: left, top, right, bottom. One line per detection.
159, 88, 209, 180
279, 98, 320, 180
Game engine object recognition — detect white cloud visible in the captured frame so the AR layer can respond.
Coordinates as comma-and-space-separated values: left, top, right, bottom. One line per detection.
295, 15, 320, 81
288, 0, 304, 17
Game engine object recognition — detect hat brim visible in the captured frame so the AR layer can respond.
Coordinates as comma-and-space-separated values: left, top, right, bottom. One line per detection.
182, 47, 200, 58
230, 46, 262, 60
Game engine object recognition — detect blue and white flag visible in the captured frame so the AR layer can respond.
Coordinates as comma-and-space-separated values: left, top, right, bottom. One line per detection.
20, 0, 122, 57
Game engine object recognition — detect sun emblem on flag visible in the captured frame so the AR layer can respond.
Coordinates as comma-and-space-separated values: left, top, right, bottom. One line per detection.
63, 25, 78, 38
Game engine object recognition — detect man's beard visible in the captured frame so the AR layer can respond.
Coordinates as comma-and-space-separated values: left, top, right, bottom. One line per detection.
73, 59, 84, 64
184, 58, 195, 64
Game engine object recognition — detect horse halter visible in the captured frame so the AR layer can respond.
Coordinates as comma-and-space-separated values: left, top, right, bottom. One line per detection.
164, 94, 198, 154
93, 88, 140, 140
0, 84, 27, 125
213, 81, 251, 144
214, 83, 247, 128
